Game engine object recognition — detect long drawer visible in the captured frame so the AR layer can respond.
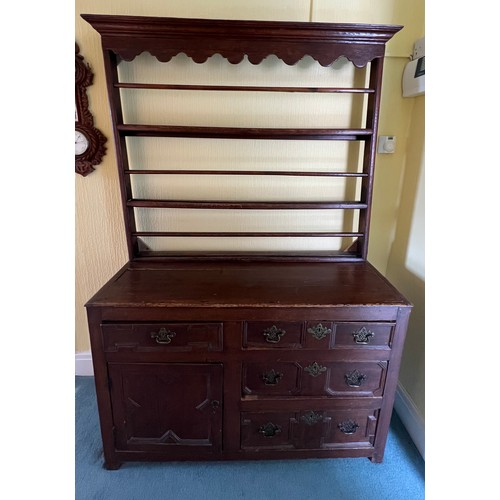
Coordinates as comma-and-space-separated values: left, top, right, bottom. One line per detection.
242, 321, 394, 350
241, 409, 378, 450
242, 360, 388, 398
101, 322, 223, 352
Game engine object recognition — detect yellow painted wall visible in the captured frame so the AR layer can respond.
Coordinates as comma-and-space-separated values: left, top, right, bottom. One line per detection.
75, 0, 424, 421
386, 95, 425, 416
315, 0, 425, 423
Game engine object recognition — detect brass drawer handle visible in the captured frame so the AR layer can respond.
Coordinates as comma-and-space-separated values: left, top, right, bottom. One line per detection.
352, 327, 374, 344
150, 327, 176, 344
344, 369, 367, 388
304, 362, 327, 377
307, 323, 332, 340
259, 422, 281, 437
263, 325, 286, 343
301, 411, 323, 426
338, 420, 359, 435
262, 369, 283, 385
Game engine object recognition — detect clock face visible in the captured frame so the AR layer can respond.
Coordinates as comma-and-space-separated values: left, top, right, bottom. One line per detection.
75, 130, 90, 156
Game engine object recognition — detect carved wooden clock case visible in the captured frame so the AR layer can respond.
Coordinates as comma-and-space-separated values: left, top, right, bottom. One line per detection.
75, 43, 107, 176
82, 14, 412, 470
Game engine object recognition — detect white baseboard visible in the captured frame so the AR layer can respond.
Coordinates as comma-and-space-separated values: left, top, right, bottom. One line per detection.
75, 351, 94, 376
394, 381, 425, 460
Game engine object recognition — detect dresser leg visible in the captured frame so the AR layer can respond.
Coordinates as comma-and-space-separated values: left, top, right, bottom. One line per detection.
369, 452, 383, 464
103, 461, 122, 470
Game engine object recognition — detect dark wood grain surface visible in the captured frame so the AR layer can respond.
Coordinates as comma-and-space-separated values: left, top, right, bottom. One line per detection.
81, 14, 402, 67
86, 261, 410, 308
82, 14, 402, 262
82, 15, 409, 467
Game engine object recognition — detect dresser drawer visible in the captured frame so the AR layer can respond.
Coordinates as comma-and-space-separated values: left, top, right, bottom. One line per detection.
335, 322, 394, 349
242, 320, 394, 350
102, 322, 223, 352
242, 320, 336, 349
243, 321, 303, 349
242, 361, 387, 397
241, 409, 378, 450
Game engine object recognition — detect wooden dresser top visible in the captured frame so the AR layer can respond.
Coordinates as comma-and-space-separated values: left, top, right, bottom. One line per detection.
86, 261, 411, 309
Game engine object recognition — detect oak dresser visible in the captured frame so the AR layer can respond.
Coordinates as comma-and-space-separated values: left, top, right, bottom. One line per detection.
82, 14, 411, 469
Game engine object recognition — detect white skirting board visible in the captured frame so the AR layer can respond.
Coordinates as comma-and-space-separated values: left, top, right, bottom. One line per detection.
75, 351, 94, 376
394, 382, 425, 460
75, 351, 424, 459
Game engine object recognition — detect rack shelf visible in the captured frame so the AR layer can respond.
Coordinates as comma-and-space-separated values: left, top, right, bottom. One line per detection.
133, 231, 364, 238
115, 83, 375, 93
124, 170, 369, 177
118, 124, 373, 141
127, 199, 367, 210
83, 13, 402, 261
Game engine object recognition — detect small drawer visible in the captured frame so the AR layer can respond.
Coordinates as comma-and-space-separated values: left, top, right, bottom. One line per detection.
303, 321, 335, 349
241, 409, 378, 450
242, 361, 387, 398
102, 322, 223, 352
243, 321, 302, 349
335, 322, 394, 349
243, 362, 302, 396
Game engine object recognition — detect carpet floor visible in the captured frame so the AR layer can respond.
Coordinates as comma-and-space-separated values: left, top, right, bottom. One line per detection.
76, 376, 424, 500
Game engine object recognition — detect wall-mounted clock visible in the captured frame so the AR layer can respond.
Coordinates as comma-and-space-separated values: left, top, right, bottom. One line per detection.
75, 43, 106, 176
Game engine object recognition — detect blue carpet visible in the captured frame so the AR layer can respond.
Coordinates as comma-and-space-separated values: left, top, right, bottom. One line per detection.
76, 376, 424, 500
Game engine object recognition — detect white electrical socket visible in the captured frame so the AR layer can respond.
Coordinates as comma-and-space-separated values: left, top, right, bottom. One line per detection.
413, 37, 425, 59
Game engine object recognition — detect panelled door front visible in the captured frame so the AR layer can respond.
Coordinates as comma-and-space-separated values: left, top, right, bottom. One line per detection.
108, 363, 223, 454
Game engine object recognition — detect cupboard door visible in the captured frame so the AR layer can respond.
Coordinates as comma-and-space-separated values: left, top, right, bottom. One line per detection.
108, 363, 223, 454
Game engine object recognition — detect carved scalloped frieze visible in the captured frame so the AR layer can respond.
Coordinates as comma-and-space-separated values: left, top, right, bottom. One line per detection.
113, 47, 379, 68
82, 14, 402, 68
